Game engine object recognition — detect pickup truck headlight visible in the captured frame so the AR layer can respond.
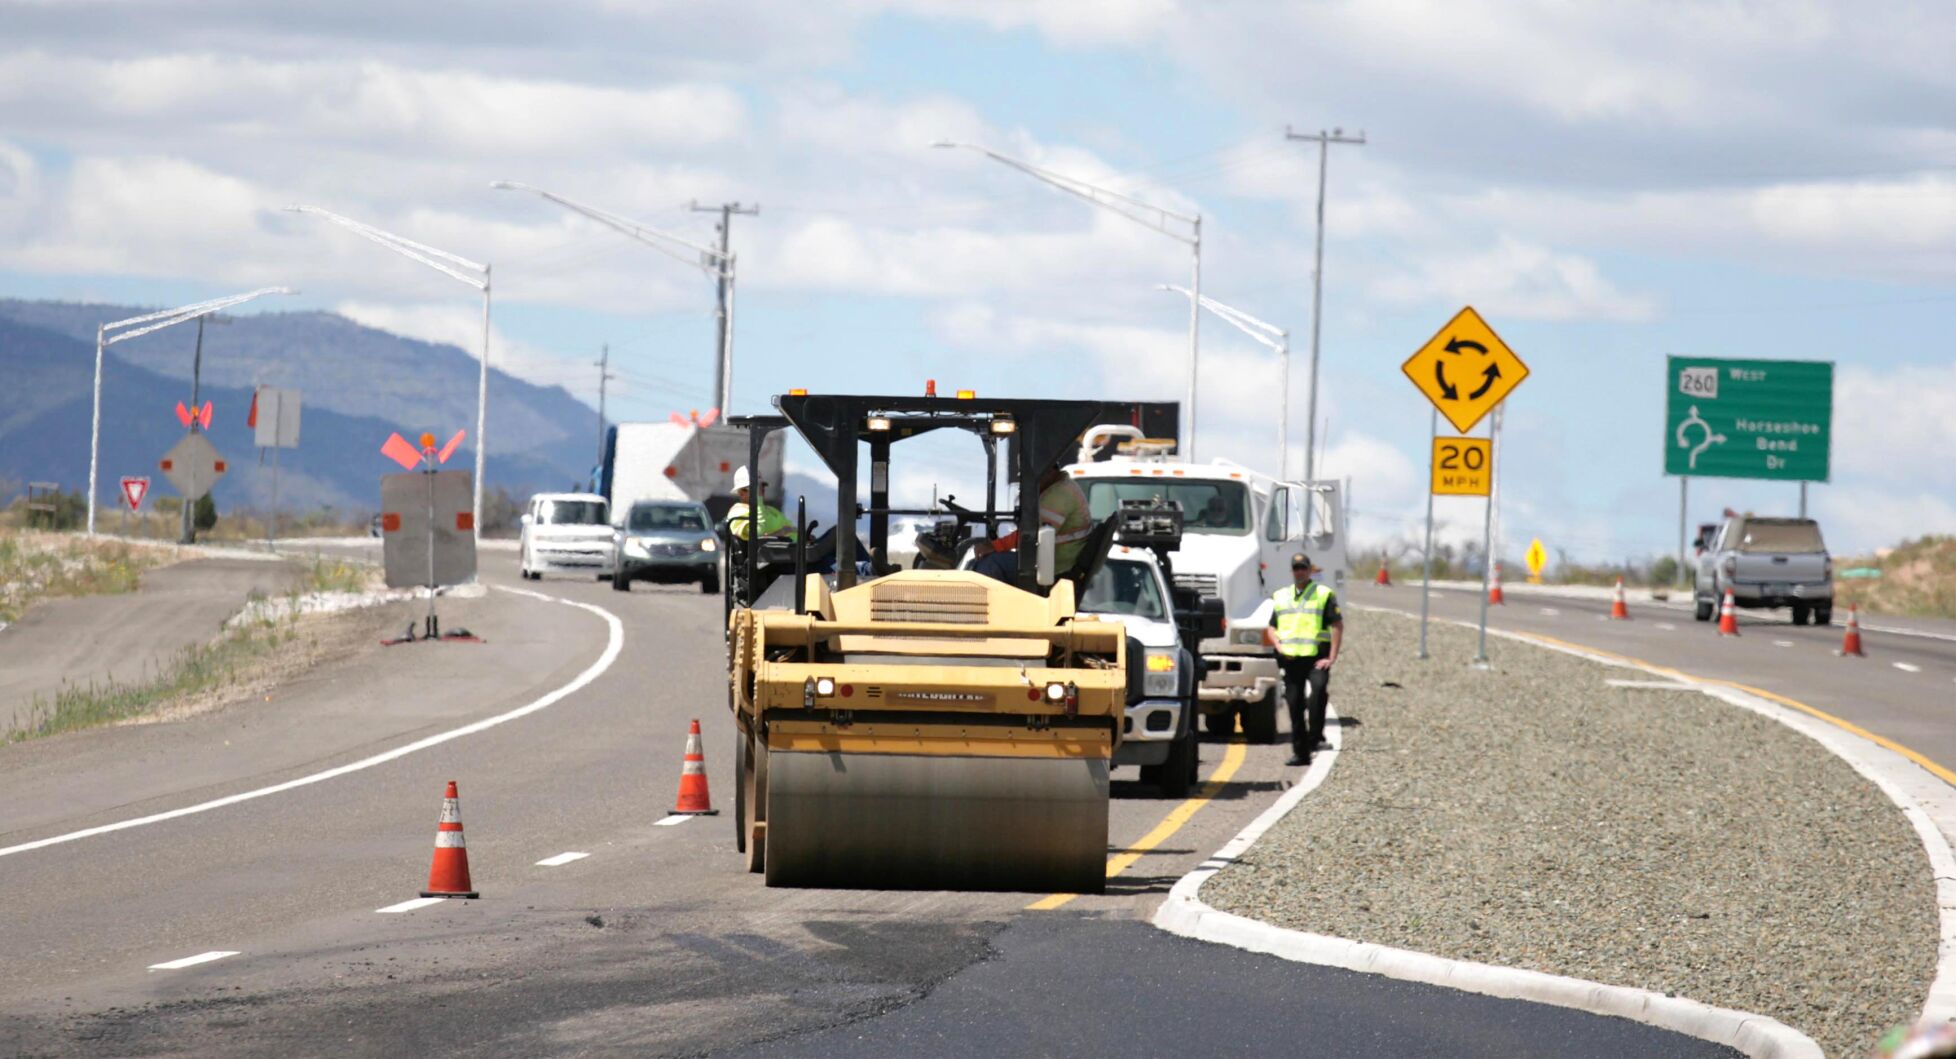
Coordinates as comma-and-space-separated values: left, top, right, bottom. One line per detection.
700, 538, 718, 552
624, 537, 651, 557
1143, 649, 1179, 696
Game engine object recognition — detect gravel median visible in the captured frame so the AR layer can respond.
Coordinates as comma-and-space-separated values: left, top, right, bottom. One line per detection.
1203, 606, 1935, 1057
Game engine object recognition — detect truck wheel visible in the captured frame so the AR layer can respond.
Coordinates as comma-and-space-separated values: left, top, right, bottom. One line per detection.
1241, 687, 1280, 744
1791, 605, 1810, 626
1149, 732, 1197, 799
1202, 706, 1237, 738
612, 569, 630, 592
701, 569, 721, 595
1694, 598, 1713, 622
1815, 606, 1833, 626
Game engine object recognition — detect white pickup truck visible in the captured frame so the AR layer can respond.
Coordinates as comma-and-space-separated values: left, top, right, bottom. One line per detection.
1693, 514, 1833, 625
1068, 428, 1348, 743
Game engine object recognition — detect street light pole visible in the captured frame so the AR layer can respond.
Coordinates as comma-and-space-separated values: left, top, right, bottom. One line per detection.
932, 141, 1204, 458
284, 205, 491, 541
1285, 127, 1365, 499
87, 287, 298, 536
491, 182, 738, 410
1156, 285, 1287, 468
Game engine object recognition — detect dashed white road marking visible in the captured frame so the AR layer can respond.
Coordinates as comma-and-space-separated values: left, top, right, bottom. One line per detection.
1774, 640, 1795, 647
149, 951, 238, 970
536, 851, 590, 866
1539, 607, 1560, 616
1655, 622, 1676, 630
654, 815, 696, 827
0, 587, 626, 860
376, 897, 446, 914
1895, 662, 1923, 673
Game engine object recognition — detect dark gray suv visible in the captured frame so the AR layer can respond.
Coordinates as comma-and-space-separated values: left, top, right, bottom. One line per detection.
613, 501, 721, 593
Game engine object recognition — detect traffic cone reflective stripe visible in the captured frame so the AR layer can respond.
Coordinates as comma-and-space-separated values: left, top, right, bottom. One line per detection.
673, 719, 718, 816
1610, 578, 1631, 620
1375, 566, 1392, 587
1716, 588, 1740, 637
1840, 605, 1866, 657
1488, 561, 1505, 605
421, 780, 478, 898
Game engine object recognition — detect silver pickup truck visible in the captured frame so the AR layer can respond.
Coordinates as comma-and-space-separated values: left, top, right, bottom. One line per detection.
1693, 515, 1833, 625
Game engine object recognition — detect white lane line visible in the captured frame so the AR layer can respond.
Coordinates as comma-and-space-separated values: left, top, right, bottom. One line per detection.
654, 815, 695, 827
149, 950, 238, 971
1539, 607, 1560, 616
1605, 679, 1694, 690
376, 897, 447, 914
536, 851, 590, 867
0, 587, 625, 859
1774, 640, 1795, 648
1655, 622, 1676, 630
1895, 662, 1923, 673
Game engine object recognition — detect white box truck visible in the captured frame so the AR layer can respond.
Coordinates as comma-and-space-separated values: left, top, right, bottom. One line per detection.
601, 421, 786, 524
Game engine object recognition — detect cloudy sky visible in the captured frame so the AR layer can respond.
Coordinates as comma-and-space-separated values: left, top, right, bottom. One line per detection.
5, 0, 1955, 561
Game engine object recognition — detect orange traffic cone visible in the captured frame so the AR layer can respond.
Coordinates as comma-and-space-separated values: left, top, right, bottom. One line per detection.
1375, 566, 1392, 587
1840, 605, 1866, 657
1610, 578, 1631, 620
1488, 561, 1505, 605
1716, 588, 1740, 637
672, 719, 718, 815
421, 780, 478, 899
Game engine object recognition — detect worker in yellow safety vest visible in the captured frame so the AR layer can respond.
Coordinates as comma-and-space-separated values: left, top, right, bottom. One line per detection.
1269, 553, 1342, 766
726, 465, 794, 540
972, 464, 1093, 582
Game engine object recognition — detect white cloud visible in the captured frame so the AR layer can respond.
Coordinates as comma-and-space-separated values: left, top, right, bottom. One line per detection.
1369, 236, 1656, 322
334, 300, 590, 391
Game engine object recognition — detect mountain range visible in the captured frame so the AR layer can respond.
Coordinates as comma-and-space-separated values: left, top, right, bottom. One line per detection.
0, 299, 602, 522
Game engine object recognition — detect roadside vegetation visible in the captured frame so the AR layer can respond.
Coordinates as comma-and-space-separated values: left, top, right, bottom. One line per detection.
1358, 543, 1683, 590
1835, 535, 1956, 619
6, 555, 389, 743
0, 528, 180, 623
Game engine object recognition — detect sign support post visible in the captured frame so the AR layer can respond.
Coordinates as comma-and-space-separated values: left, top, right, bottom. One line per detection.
1678, 477, 1690, 588
1418, 407, 1436, 661
1474, 411, 1498, 666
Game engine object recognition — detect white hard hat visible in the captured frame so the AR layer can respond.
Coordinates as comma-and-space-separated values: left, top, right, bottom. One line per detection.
732, 465, 751, 491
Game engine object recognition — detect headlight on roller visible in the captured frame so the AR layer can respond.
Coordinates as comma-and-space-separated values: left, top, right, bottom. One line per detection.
1144, 649, 1179, 696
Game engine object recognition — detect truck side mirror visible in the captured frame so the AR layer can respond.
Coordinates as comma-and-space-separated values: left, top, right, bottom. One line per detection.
519, 513, 533, 526
1035, 526, 1057, 587
1198, 597, 1226, 640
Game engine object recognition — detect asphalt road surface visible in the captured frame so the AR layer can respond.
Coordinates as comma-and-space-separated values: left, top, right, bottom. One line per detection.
0, 557, 299, 728
0, 552, 1741, 1057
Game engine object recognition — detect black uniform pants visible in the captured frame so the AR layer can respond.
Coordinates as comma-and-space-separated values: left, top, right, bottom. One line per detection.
1279, 654, 1330, 756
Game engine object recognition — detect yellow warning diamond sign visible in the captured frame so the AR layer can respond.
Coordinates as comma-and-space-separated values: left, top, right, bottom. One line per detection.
1525, 537, 1549, 582
1402, 306, 1529, 434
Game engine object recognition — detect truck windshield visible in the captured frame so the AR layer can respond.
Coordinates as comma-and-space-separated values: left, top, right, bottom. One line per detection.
629, 504, 707, 532
1082, 558, 1167, 620
1738, 520, 1826, 553
538, 500, 607, 526
1083, 480, 1251, 536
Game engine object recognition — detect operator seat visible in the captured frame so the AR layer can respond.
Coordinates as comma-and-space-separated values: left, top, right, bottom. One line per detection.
1057, 514, 1121, 599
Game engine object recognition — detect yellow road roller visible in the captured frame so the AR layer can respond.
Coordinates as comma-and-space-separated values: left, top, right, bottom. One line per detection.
721, 393, 1128, 892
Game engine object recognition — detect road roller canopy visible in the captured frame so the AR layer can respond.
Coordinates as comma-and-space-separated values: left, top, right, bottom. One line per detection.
726, 393, 1112, 597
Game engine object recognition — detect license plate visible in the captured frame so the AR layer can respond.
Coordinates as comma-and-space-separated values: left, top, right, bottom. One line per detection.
1768, 583, 1789, 596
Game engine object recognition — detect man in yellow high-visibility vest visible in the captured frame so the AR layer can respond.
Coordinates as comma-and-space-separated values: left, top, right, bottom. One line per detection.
1269, 552, 1342, 766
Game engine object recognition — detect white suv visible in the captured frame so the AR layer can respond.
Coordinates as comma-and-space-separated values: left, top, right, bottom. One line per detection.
518, 493, 614, 580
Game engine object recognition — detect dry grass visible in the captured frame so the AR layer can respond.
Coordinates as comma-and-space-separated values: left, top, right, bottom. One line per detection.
1836, 535, 1956, 619
0, 529, 181, 623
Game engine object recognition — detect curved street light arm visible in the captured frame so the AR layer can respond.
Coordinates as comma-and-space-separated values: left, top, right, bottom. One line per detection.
489, 181, 729, 279
932, 141, 1198, 244
283, 205, 487, 290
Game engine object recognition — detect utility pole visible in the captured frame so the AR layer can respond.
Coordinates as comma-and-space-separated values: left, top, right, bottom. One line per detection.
689, 200, 758, 413
594, 343, 614, 476
1285, 126, 1365, 525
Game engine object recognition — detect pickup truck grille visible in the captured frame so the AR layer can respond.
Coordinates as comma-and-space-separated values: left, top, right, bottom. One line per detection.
1174, 573, 1218, 598
871, 581, 989, 624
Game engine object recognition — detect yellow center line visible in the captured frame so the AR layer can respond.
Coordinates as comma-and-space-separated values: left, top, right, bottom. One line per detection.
1517, 628, 1956, 788
1027, 735, 1251, 911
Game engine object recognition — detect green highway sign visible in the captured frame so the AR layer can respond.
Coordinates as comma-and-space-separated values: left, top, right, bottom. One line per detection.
1664, 356, 1832, 482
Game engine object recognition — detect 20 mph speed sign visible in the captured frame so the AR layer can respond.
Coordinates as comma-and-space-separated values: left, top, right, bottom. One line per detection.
1431, 437, 1491, 496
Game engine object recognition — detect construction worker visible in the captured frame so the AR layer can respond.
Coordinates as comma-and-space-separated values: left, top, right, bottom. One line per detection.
1269, 552, 1342, 766
726, 466, 793, 541
972, 464, 1092, 581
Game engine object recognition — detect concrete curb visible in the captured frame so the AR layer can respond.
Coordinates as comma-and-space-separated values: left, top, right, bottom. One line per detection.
1152, 608, 1828, 1059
